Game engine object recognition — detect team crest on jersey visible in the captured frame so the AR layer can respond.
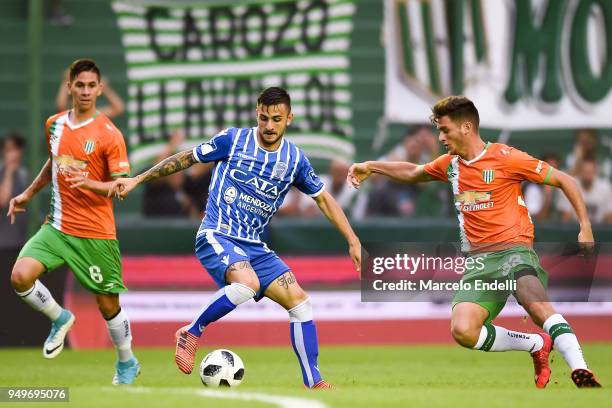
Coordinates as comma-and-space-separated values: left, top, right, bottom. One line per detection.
84, 140, 96, 155
272, 161, 288, 180
482, 169, 494, 184
224, 187, 237, 204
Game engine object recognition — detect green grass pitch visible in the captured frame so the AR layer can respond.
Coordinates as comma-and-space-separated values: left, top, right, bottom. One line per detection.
1, 344, 610, 408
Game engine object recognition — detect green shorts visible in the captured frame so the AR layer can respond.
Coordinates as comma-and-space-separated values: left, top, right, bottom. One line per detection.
452, 246, 548, 323
18, 224, 127, 295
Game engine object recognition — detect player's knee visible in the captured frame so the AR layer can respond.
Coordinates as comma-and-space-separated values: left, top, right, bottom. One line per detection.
225, 282, 256, 306
10, 266, 35, 292
237, 278, 259, 294
451, 320, 480, 348
288, 297, 312, 322
99, 304, 121, 320
96, 296, 120, 319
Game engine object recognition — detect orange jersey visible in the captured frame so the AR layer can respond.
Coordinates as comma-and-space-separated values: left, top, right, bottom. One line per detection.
423, 142, 553, 252
45, 111, 130, 239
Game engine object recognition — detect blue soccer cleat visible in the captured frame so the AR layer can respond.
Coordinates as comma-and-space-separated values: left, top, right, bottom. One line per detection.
43, 309, 75, 359
112, 357, 141, 385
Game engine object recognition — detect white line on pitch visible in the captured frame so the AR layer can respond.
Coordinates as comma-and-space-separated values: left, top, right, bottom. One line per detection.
113, 386, 328, 408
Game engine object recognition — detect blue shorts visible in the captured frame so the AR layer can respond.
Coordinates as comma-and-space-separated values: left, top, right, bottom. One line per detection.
195, 230, 290, 301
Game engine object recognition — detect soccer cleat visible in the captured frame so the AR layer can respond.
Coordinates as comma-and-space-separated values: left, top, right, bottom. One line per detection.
531, 332, 552, 388
175, 326, 199, 374
43, 310, 75, 359
571, 368, 602, 388
311, 380, 335, 390
112, 357, 141, 385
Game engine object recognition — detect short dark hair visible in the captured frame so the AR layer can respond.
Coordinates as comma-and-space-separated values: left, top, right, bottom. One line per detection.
430, 96, 480, 130
257, 87, 291, 112
2, 131, 26, 150
69, 58, 101, 83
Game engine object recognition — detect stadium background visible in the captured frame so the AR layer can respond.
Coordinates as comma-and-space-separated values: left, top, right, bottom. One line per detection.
0, 0, 611, 403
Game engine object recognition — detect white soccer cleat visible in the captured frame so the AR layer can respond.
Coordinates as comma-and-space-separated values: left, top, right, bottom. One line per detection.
43, 310, 75, 359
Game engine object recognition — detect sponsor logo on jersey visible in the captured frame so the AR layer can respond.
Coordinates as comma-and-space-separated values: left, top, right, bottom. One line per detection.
455, 191, 490, 205
536, 160, 543, 173
272, 161, 288, 180
482, 169, 494, 184
224, 186, 238, 204
236, 192, 273, 217
455, 190, 494, 211
84, 140, 96, 155
55, 155, 88, 175
229, 169, 279, 198
236, 152, 257, 161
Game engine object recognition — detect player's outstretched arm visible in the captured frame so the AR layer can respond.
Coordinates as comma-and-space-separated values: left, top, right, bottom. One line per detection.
313, 191, 361, 273
108, 149, 197, 199
64, 167, 122, 197
545, 168, 594, 249
347, 161, 433, 189
7, 159, 52, 224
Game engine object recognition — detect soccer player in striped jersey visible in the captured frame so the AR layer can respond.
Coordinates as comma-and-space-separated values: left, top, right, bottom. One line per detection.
110, 87, 361, 389
348, 96, 601, 388
7, 59, 139, 385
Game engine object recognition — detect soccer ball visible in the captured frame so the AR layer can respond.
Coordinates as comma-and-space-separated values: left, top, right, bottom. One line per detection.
199, 349, 245, 387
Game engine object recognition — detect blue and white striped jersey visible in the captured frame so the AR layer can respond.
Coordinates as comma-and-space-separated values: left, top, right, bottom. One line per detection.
192, 127, 325, 242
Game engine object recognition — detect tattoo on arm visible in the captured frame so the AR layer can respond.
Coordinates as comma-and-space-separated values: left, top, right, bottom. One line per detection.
277, 272, 296, 289
139, 150, 197, 183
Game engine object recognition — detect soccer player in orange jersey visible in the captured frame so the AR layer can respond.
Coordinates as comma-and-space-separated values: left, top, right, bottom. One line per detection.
7, 59, 139, 384
348, 96, 601, 388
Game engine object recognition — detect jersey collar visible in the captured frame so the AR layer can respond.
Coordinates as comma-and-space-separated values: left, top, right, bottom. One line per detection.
65, 110, 99, 131
460, 141, 490, 165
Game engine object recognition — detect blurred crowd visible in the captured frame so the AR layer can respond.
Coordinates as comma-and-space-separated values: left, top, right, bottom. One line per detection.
276, 125, 612, 224
524, 128, 612, 224
3, 122, 611, 227
1, 65, 611, 226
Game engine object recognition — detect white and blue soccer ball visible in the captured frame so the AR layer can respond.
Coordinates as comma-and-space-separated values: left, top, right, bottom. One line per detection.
199, 349, 245, 387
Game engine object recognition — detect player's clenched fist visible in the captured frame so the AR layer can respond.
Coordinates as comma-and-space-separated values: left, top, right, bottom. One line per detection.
347, 162, 371, 189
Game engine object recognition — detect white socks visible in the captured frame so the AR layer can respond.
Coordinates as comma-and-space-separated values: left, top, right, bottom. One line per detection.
474, 323, 543, 352
224, 283, 256, 305
16, 280, 62, 321
288, 298, 313, 322
543, 314, 587, 370
105, 308, 134, 362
